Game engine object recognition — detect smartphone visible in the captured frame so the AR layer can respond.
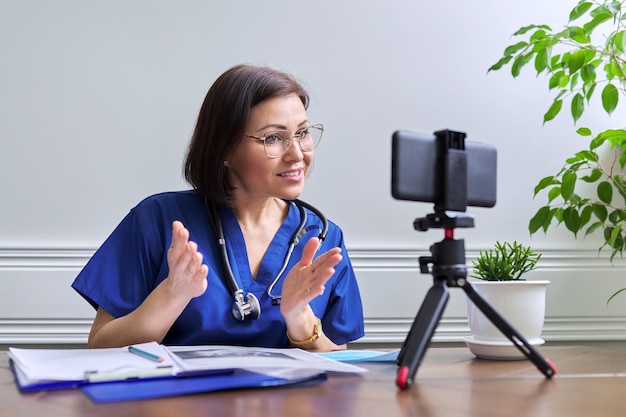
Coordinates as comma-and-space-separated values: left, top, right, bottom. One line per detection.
391, 130, 497, 208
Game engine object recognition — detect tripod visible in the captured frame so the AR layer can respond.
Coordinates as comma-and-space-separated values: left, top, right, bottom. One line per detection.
395, 211, 556, 390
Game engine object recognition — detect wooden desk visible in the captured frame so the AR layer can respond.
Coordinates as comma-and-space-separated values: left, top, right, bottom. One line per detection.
1, 346, 625, 417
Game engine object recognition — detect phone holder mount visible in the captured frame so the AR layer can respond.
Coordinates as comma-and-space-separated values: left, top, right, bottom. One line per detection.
394, 130, 556, 390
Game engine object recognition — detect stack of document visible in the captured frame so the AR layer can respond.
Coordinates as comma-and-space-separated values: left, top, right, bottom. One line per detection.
9, 342, 367, 402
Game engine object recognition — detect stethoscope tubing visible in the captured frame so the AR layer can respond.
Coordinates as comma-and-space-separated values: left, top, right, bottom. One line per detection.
205, 198, 328, 318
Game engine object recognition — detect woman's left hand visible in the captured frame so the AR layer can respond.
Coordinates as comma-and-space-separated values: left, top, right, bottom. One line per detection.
279, 236, 341, 318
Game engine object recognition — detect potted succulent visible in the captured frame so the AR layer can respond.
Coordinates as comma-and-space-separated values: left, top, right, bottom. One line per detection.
465, 241, 549, 360
487, 0, 626, 302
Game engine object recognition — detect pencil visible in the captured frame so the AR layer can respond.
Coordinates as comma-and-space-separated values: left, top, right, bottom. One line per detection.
128, 346, 165, 363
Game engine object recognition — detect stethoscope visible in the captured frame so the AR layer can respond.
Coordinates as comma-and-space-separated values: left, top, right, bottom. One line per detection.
205, 198, 328, 321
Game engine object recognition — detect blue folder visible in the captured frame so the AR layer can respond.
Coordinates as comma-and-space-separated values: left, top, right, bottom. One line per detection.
10, 358, 230, 393
11, 358, 326, 402
81, 369, 327, 403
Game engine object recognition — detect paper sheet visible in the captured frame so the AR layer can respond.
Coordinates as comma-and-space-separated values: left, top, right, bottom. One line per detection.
166, 345, 367, 374
9, 342, 174, 381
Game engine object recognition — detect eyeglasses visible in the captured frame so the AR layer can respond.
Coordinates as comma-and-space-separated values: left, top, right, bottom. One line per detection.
243, 124, 324, 158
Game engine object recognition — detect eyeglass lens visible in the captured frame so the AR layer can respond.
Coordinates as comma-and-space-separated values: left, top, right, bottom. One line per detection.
263, 126, 323, 157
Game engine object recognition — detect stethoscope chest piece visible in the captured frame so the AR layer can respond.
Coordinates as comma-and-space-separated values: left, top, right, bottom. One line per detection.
232, 290, 261, 321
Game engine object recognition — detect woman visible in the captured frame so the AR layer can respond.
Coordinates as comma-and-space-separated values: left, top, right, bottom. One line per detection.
72, 64, 364, 351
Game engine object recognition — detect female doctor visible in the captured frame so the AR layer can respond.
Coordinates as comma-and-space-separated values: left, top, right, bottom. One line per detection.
71, 64, 364, 351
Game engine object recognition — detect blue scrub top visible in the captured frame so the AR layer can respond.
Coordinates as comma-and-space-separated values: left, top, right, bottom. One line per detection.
72, 190, 364, 347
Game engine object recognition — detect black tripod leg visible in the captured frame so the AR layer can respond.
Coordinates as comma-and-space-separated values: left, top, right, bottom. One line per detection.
461, 281, 556, 378
396, 279, 449, 390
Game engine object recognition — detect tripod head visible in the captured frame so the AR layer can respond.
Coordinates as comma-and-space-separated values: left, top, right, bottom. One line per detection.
414, 211, 474, 277
413, 211, 475, 232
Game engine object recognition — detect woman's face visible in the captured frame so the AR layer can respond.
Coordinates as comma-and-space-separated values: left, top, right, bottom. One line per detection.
227, 93, 313, 203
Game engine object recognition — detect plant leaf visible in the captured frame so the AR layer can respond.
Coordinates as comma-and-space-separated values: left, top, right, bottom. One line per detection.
615, 30, 626, 54
581, 168, 602, 182
579, 150, 599, 163
535, 47, 549, 73
568, 26, 591, 43
579, 204, 592, 224
512, 53, 534, 77
607, 287, 626, 304
547, 186, 562, 202
569, 2, 593, 21
609, 223, 623, 247
563, 207, 581, 235
598, 129, 626, 145
504, 41, 529, 56
529, 206, 552, 234
598, 181, 613, 204
487, 56, 513, 72
580, 63, 596, 83
513, 24, 552, 36
586, 221, 605, 236
583, 80, 596, 101
533, 175, 557, 194
571, 93, 585, 122
592, 203, 608, 222
583, 13, 612, 34
568, 50, 587, 73
601, 83, 619, 114
561, 171, 577, 200
544, 99, 563, 123
488, 56, 513, 72
549, 71, 565, 89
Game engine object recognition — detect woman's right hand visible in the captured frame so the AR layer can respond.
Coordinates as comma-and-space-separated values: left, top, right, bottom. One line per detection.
88, 221, 209, 348
165, 221, 209, 300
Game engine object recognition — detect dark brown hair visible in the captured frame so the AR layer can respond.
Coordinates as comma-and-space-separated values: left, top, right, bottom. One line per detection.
184, 64, 310, 205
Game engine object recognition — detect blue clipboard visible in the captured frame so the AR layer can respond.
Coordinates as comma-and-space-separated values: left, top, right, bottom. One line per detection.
81, 369, 328, 403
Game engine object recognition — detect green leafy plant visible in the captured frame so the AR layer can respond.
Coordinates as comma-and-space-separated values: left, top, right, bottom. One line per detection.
488, 0, 626, 261
470, 241, 542, 281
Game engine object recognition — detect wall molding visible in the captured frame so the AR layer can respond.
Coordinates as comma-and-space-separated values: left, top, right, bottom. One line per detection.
2, 247, 626, 345
3, 316, 626, 346
0, 319, 91, 345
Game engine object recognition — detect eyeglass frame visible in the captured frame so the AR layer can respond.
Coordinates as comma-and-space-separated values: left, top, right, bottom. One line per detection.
243, 124, 324, 158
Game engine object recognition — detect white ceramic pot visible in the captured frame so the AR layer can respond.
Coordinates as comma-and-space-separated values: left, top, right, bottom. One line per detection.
465, 280, 549, 359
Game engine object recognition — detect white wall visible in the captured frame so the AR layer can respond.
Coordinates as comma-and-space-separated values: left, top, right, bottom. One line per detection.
1, 0, 625, 345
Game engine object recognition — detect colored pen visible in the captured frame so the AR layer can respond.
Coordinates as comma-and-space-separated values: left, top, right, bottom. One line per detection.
128, 345, 164, 363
